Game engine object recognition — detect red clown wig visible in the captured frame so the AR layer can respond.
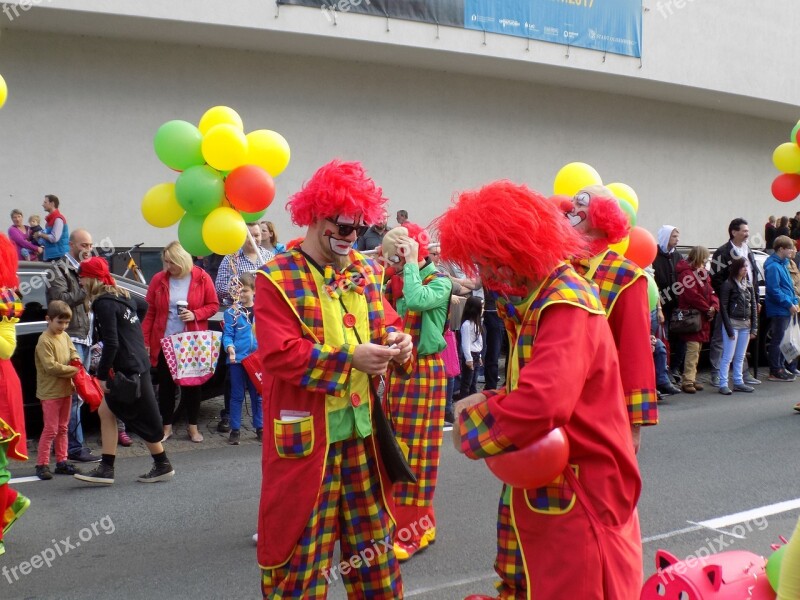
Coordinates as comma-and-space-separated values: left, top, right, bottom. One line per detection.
0, 233, 19, 289
436, 181, 585, 285
585, 193, 629, 245
286, 160, 388, 227
402, 222, 430, 259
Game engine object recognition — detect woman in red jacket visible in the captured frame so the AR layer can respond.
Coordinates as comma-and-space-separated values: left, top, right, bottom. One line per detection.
676, 246, 719, 394
142, 241, 219, 442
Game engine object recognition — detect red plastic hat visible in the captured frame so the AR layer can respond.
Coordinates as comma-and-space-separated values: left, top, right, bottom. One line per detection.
79, 257, 116, 286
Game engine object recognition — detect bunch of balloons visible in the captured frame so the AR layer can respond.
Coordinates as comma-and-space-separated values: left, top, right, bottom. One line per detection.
553, 161, 658, 273
141, 106, 290, 256
771, 119, 800, 202
0, 74, 7, 109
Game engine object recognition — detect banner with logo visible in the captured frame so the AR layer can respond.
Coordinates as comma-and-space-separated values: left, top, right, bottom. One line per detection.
464, 0, 641, 58
280, 0, 641, 58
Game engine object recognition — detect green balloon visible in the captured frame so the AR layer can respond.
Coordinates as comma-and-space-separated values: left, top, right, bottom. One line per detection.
175, 165, 224, 216
766, 545, 786, 592
618, 198, 637, 227
178, 213, 212, 257
645, 272, 659, 311
792, 121, 800, 145
153, 120, 204, 171
241, 208, 267, 223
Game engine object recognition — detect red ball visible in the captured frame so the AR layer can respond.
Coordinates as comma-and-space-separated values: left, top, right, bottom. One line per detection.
625, 226, 658, 268
772, 173, 800, 203
485, 428, 570, 489
224, 165, 276, 213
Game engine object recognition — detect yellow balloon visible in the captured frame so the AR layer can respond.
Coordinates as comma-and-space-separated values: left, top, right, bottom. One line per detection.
202, 124, 248, 172
246, 130, 291, 177
202, 206, 247, 255
606, 182, 639, 213
0, 74, 7, 109
553, 162, 603, 197
198, 106, 243, 135
609, 236, 630, 256
773, 143, 800, 174
141, 183, 184, 228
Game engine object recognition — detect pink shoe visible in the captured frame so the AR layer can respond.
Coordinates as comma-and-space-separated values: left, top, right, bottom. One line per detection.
118, 431, 132, 447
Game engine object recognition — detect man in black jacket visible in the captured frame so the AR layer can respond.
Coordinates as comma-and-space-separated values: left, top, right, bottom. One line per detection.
708, 218, 761, 387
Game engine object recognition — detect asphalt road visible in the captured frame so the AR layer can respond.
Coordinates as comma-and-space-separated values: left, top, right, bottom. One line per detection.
3, 374, 799, 599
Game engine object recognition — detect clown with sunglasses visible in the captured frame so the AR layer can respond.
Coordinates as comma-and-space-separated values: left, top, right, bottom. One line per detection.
254, 159, 414, 599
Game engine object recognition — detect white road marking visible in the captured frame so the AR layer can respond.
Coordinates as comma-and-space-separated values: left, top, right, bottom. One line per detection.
643, 498, 800, 543
9, 476, 41, 484
406, 572, 497, 597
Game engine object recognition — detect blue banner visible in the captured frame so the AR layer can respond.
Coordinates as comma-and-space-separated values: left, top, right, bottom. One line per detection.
464, 0, 642, 58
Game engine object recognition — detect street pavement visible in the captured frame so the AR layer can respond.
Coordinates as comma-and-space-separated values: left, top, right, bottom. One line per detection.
3, 370, 800, 599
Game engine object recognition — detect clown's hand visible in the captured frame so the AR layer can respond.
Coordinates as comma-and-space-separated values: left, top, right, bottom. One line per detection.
395, 235, 419, 265
385, 331, 413, 365
454, 393, 486, 420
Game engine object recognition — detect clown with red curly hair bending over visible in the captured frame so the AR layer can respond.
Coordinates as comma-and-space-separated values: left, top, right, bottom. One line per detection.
440, 181, 642, 600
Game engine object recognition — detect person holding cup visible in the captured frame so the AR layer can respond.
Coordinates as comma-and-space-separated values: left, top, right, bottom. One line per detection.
142, 241, 219, 443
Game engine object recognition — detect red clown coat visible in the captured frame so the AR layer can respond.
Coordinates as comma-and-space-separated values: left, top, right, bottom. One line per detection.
254, 249, 410, 569
459, 264, 643, 599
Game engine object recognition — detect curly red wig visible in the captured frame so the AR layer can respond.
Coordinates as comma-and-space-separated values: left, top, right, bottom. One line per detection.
0, 233, 19, 288
586, 194, 630, 245
286, 160, 388, 227
402, 222, 430, 259
436, 181, 585, 285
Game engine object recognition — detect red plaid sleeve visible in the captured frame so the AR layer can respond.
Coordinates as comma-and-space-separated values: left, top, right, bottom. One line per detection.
459, 398, 517, 459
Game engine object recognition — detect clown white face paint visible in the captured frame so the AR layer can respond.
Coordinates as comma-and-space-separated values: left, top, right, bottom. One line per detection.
324, 214, 361, 256
567, 191, 591, 231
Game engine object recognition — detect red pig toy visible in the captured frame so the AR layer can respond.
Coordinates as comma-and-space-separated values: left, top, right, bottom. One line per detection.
640, 549, 775, 600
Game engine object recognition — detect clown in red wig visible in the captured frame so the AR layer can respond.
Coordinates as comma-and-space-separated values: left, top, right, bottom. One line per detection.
381, 222, 451, 561
255, 159, 414, 598
565, 184, 658, 453
0, 233, 30, 557
439, 181, 642, 600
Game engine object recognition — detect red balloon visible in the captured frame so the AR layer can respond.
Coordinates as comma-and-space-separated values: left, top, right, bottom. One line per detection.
485, 428, 570, 489
625, 226, 658, 268
772, 173, 800, 203
224, 165, 276, 213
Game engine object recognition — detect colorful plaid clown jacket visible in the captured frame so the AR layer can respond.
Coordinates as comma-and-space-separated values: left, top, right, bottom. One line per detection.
576, 249, 659, 427
254, 248, 410, 568
460, 263, 642, 518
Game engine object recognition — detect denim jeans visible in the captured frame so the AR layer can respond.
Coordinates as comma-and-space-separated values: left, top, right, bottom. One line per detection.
483, 311, 504, 390
228, 363, 263, 431
719, 327, 750, 388
768, 315, 792, 373
68, 342, 91, 455
653, 338, 670, 387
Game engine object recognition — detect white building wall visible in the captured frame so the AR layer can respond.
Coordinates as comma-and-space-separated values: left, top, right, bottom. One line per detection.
0, 26, 793, 254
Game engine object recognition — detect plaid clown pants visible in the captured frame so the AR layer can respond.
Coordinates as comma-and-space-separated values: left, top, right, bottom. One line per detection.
388, 354, 446, 543
260, 436, 403, 599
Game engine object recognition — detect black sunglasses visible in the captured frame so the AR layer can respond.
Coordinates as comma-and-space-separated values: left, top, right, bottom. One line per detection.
326, 218, 360, 237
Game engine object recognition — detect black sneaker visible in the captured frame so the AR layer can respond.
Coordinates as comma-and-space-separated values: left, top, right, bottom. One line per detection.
657, 383, 682, 396
68, 448, 102, 463
255, 428, 263, 443
74, 463, 115, 485
229, 430, 240, 445
35, 465, 53, 481
217, 417, 231, 433
769, 370, 793, 382
54, 461, 79, 475
137, 461, 175, 483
